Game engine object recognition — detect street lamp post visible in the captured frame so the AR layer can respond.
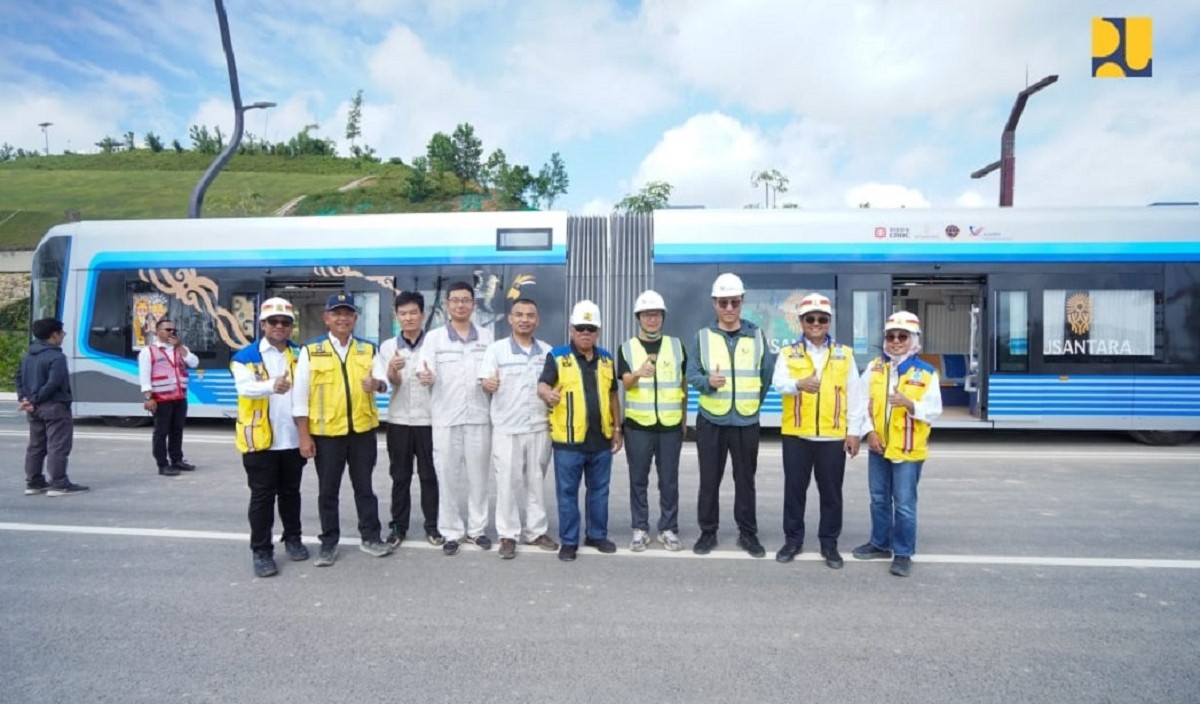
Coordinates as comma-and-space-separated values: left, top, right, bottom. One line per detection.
38, 122, 53, 156
188, 0, 275, 218
970, 74, 1058, 207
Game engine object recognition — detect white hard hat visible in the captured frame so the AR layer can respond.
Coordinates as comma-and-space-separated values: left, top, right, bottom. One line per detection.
796, 292, 833, 317
570, 300, 602, 327
711, 273, 745, 297
259, 297, 296, 321
633, 290, 667, 315
884, 311, 921, 334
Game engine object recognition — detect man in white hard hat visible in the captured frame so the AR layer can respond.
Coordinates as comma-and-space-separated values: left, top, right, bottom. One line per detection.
771, 292, 865, 569
231, 297, 308, 578
685, 273, 775, 558
851, 311, 942, 578
618, 290, 687, 552
478, 297, 559, 559
537, 300, 623, 562
415, 281, 495, 556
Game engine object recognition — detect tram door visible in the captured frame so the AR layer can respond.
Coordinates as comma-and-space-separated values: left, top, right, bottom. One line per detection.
835, 274, 891, 372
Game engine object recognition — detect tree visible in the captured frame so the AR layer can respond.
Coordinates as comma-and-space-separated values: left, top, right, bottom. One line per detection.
615, 181, 672, 213
751, 168, 789, 208
450, 123, 483, 189
286, 124, 335, 157
480, 148, 507, 193
858, 201, 871, 208
496, 163, 534, 207
172, 139, 184, 153
536, 152, 569, 209
402, 156, 434, 202
189, 124, 221, 154
426, 132, 457, 176
144, 132, 164, 152
123, 131, 136, 151
0, 143, 14, 162
95, 136, 120, 153
345, 89, 363, 150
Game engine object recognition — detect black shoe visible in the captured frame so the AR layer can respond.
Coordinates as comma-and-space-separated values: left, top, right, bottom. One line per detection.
426, 530, 445, 547
852, 543, 893, 560
737, 533, 766, 558
314, 545, 338, 567
820, 547, 844, 569
693, 532, 718, 555
386, 525, 406, 549
171, 460, 196, 471
499, 538, 517, 560
442, 540, 460, 556
583, 537, 617, 554
558, 545, 578, 562
253, 552, 278, 578
158, 466, 180, 477
283, 539, 309, 561
890, 556, 913, 577
46, 482, 90, 497
24, 477, 49, 495
775, 543, 802, 563
466, 534, 492, 551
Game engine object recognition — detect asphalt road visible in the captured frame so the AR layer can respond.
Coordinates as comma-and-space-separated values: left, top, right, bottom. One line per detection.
1, 415, 1197, 704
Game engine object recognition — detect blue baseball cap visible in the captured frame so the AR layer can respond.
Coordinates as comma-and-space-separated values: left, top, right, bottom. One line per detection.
325, 292, 358, 312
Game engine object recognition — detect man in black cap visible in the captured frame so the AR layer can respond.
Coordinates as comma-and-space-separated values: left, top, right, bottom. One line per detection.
292, 292, 391, 566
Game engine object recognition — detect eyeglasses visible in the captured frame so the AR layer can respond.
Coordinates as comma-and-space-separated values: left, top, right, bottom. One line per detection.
715, 298, 742, 309
573, 325, 598, 334
803, 315, 830, 325
885, 332, 910, 342
447, 297, 474, 305
264, 318, 293, 327
160, 328, 176, 333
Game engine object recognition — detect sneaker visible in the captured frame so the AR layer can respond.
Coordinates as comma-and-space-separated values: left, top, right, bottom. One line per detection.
558, 545, 578, 562
499, 538, 517, 560
158, 466, 180, 477
47, 482, 90, 497
465, 534, 492, 551
171, 460, 196, 471
658, 530, 682, 552
775, 543, 802, 563
737, 533, 766, 558
526, 534, 560, 551
584, 537, 617, 554
820, 547, 845, 570
442, 540, 460, 556
315, 545, 338, 567
426, 530, 445, 547
283, 539, 309, 562
852, 543, 893, 560
386, 526, 406, 549
253, 552, 278, 578
693, 532, 718, 555
359, 540, 391, 558
890, 556, 913, 577
630, 529, 650, 552
24, 477, 49, 495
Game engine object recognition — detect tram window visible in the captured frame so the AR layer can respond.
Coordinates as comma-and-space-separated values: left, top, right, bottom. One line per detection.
1042, 289, 1156, 358
852, 291, 884, 371
352, 292, 380, 342
996, 291, 1029, 372
231, 294, 259, 343
128, 283, 218, 362
496, 228, 552, 251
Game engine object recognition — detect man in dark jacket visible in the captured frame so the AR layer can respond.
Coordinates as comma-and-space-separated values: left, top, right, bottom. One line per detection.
16, 318, 88, 496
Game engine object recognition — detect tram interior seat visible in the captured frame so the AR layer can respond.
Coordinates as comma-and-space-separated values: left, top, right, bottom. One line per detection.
918, 353, 970, 407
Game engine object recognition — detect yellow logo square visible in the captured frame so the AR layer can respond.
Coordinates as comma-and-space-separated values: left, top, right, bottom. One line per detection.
1092, 17, 1152, 78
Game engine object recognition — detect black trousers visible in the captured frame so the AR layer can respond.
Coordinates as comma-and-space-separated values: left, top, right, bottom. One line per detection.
314, 431, 381, 547
695, 416, 760, 537
781, 436, 847, 550
385, 423, 439, 534
151, 398, 188, 468
243, 448, 307, 553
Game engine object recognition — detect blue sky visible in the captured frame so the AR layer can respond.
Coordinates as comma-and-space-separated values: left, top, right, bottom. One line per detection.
2, 0, 1198, 212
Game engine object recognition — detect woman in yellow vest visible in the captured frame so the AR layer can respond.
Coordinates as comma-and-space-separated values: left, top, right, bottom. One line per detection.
771, 292, 864, 569
851, 311, 942, 577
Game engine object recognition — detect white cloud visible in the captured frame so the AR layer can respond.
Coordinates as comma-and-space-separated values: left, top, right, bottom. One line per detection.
843, 183, 931, 209
955, 190, 988, 208
580, 197, 611, 215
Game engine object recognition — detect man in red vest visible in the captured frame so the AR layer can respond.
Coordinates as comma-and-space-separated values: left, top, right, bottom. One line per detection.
138, 317, 198, 476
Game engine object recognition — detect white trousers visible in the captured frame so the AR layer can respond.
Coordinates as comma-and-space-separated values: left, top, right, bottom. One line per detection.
432, 423, 492, 541
492, 430, 551, 541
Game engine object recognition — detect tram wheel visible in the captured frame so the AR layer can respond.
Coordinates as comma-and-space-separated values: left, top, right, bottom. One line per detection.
102, 416, 152, 429
1128, 430, 1196, 446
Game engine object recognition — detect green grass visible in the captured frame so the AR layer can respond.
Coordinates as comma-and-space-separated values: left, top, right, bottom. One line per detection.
1, 150, 407, 176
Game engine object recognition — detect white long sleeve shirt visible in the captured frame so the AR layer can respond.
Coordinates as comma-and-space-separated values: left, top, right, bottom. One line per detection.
137, 340, 198, 392
231, 339, 300, 450
416, 323, 493, 427
852, 358, 943, 437
771, 337, 866, 441
374, 332, 433, 426
291, 333, 356, 419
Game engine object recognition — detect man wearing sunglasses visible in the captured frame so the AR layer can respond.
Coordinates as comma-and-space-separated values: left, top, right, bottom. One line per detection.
231, 297, 308, 578
771, 292, 865, 569
538, 300, 623, 562
138, 317, 199, 477
686, 273, 775, 558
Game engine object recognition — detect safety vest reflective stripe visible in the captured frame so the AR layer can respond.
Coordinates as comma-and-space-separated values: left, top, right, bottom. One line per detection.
233, 345, 299, 453
149, 346, 188, 401
697, 329, 763, 417
867, 358, 932, 461
779, 342, 854, 438
622, 337, 684, 426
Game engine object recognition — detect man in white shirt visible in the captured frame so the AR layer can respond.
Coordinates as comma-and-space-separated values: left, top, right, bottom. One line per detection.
373, 291, 442, 549
137, 317, 199, 476
478, 298, 559, 559
230, 297, 308, 578
416, 281, 494, 556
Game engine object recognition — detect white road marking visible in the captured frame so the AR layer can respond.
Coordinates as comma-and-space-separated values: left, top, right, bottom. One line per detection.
0, 521, 1197, 569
